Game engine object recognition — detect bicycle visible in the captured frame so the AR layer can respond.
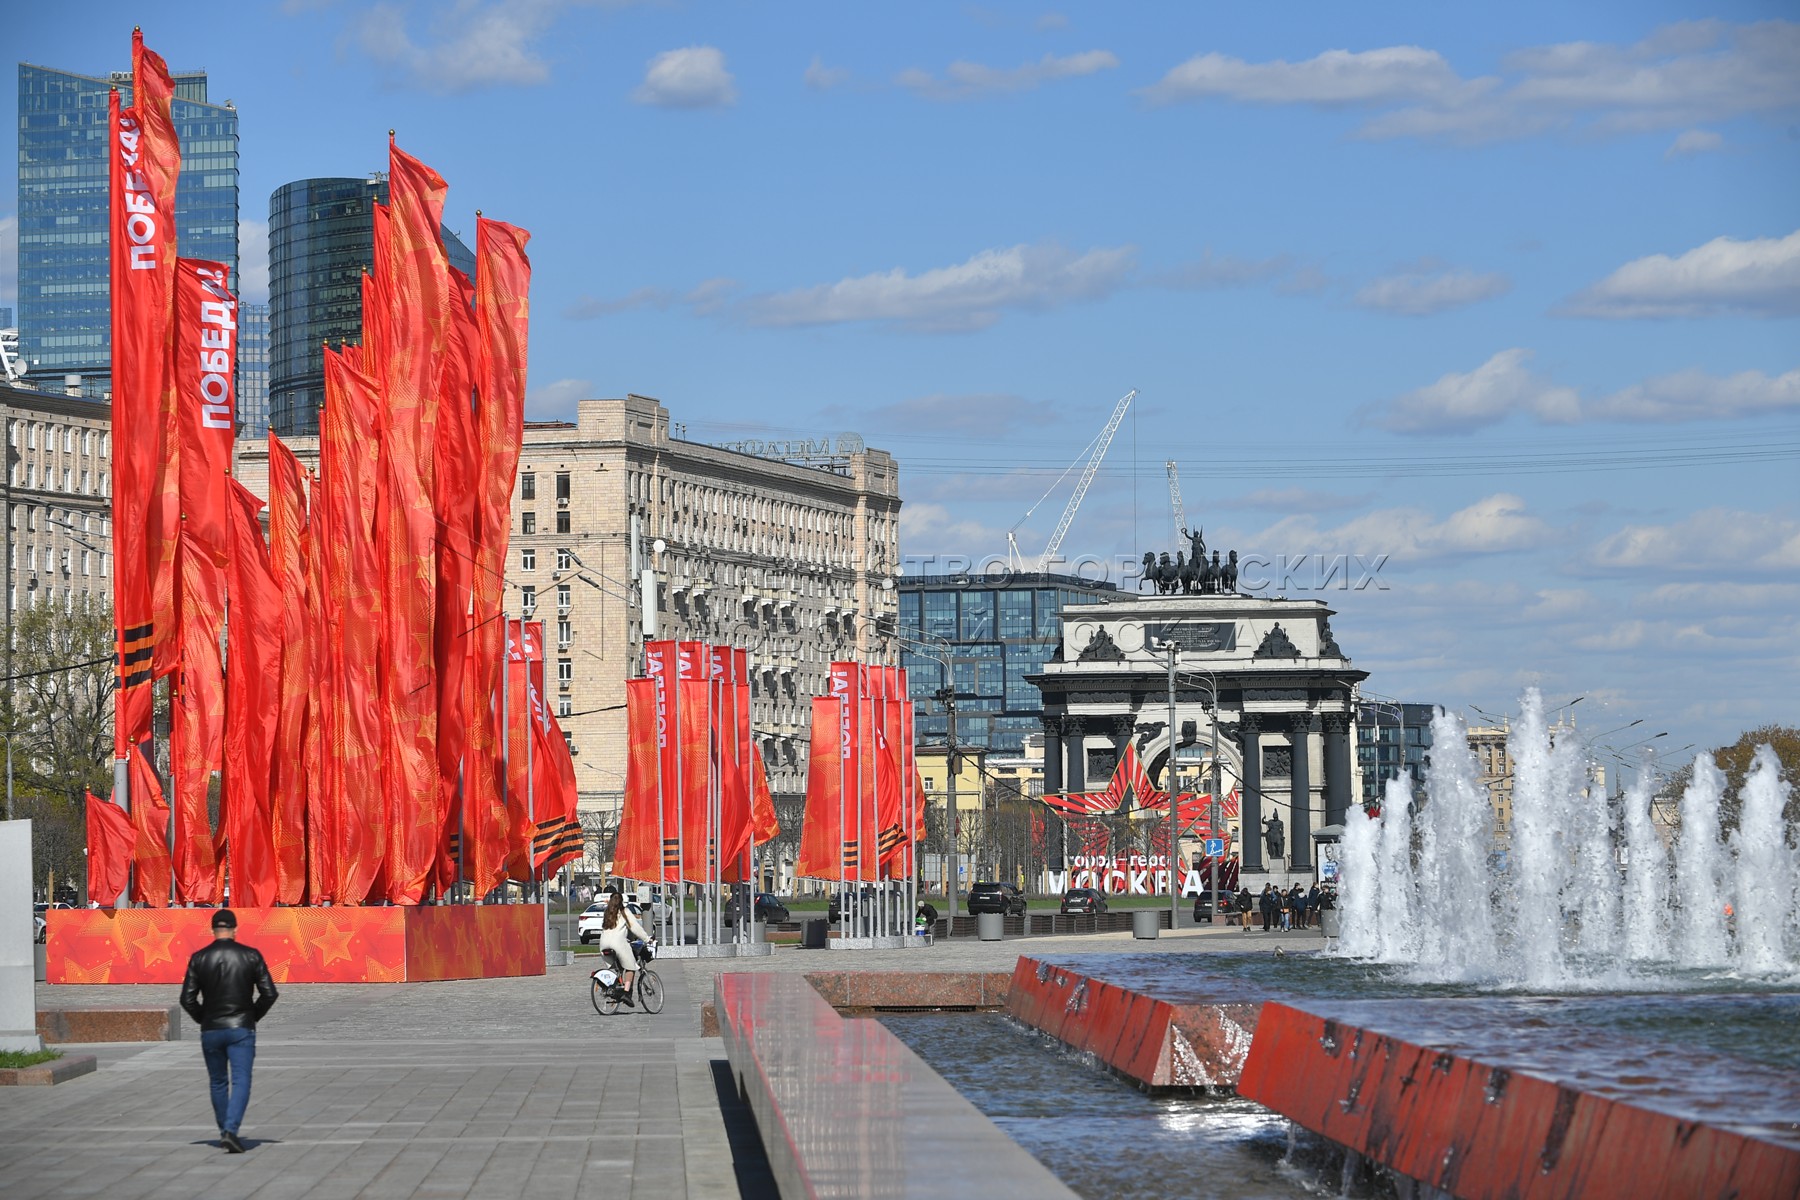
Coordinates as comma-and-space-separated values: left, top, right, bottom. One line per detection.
590, 940, 663, 1015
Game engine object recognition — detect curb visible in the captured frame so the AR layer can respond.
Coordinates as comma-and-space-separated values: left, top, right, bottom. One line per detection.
0, 1055, 98, 1086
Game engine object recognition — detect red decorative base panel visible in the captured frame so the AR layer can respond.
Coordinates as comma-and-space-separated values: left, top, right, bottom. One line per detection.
46, 905, 547, 984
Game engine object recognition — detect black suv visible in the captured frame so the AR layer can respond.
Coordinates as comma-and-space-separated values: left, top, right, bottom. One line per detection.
1059, 887, 1108, 915
967, 882, 1027, 916
726, 892, 791, 925
1192, 890, 1232, 923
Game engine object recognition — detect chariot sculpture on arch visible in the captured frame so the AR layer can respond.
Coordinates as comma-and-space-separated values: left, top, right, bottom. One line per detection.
1137, 525, 1242, 594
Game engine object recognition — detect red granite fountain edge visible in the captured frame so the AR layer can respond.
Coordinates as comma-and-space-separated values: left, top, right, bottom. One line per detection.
699, 970, 1013, 1035
37, 1006, 183, 1043
1239, 999, 1800, 1200
1005, 955, 1262, 1090
0, 1055, 97, 1086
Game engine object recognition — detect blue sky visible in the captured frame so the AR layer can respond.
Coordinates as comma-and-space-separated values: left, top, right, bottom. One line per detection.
7, 1, 1798, 760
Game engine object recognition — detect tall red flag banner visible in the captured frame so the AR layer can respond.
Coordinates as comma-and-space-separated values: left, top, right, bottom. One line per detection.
527, 676, 583, 876
319, 347, 387, 905
711, 645, 752, 871
86, 793, 134, 907
613, 679, 666, 881
301, 453, 335, 904
463, 217, 532, 900
127, 746, 171, 907
173, 259, 236, 564
266, 436, 310, 903
222, 480, 281, 908
750, 745, 780, 846
169, 546, 224, 905
109, 31, 182, 750
797, 696, 845, 881
377, 142, 450, 904
503, 620, 542, 883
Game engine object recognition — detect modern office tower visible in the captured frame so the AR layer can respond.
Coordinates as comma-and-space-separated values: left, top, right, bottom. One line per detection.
15, 62, 238, 398
0, 309, 13, 329
897, 574, 1117, 753
267, 176, 475, 437
1355, 700, 1436, 801
236, 302, 269, 438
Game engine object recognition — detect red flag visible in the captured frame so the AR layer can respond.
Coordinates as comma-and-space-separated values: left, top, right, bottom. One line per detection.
173, 259, 237, 564
432, 267, 479, 895
750, 744, 780, 846
463, 217, 531, 899
266, 436, 310, 903
527, 677, 583, 876
169, 545, 223, 905
711, 646, 752, 870
797, 696, 845, 881
613, 679, 666, 881
127, 746, 171, 907
110, 31, 182, 751
319, 347, 386, 904
377, 143, 450, 904
222, 480, 280, 908
86, 792, 134, 907
300, 453, 334, 904
503, 619, 540, 883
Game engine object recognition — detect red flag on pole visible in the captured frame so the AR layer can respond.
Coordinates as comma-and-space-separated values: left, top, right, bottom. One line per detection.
222, 480, 280, 908
173, 259, 237, 565
750, 744, 781, 846
432, 267, 479, 895
109, 31, 182, 750
169, 545, 223, 905
614, 679, 664, 881
266, 436, 310, 903
86, 792, 134, 908
797, 696, 845, 881
127, 746, 171, 908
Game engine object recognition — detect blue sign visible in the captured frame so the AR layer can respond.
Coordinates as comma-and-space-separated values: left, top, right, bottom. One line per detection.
1204, 838, 1225, 857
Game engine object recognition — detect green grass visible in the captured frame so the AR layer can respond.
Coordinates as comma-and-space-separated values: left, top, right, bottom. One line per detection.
0, 1049, 62, 1069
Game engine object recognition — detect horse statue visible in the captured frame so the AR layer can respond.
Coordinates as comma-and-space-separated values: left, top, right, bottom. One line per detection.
1157, 552, 1178, 594
1209, 550, 1223, 594
1222, 550, 1239, 594
1139, 551, 1158, 591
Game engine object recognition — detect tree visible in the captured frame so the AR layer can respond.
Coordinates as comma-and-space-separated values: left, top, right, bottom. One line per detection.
1653, 725, 1799, 837
3, 597, 117, 897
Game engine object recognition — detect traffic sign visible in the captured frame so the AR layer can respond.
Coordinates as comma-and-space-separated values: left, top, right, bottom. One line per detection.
1204, 838, 1224, 857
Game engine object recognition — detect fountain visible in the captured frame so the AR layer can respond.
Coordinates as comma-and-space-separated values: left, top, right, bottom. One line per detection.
1339, 687, 1798, 988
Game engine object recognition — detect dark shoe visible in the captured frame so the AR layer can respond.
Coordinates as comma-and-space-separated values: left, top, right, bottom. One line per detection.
622, 992, 635, 1008
222, 1132, 246, 1154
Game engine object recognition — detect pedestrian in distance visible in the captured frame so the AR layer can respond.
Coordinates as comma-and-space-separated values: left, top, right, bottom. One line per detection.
597, 890, 650, 1005
1292, 884, 1310, 930
179, 910, 278, 1153
1236, 886, 1254, 932
1306, 883, 1322, 929
1260, 883, 1278, 932
915, 898, 938, 934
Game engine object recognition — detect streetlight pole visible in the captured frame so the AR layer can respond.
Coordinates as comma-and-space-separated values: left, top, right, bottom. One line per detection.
1162, 638, 1177, 927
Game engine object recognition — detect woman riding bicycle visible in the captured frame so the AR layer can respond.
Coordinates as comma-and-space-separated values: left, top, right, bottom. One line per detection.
597, 890, 649, 1005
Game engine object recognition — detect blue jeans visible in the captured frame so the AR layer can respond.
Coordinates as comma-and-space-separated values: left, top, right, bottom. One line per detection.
201, 1027, 256, 1136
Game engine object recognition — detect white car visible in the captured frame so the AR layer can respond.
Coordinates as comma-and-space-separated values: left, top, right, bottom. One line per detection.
577, 892, 668, 943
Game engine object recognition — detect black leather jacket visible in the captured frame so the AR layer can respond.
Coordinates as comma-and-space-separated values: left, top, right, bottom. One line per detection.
180, 940, 279, 1031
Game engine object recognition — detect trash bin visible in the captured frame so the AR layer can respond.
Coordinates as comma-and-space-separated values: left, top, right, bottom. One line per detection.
1319, 909, 1341, 939
750, 919, 767, 945
977, 912, 1005, 941
1131, 909, 1161, 940
35, 943, 48, 982
801, 918, 828, 950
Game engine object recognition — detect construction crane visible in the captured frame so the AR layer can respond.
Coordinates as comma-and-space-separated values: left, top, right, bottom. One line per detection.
1165, 460, 1186, 548
1006, 389, 1136, 572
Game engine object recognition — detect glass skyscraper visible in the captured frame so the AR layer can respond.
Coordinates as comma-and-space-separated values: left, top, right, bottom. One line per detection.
897, 573, 1117, 753
15, 62, 238, 397
236, 302, 269, 437
268, 176, 476, 436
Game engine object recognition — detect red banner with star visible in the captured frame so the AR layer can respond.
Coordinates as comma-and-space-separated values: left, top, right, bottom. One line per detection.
85, 792, 134, 908
222, 480, 280, 908
173, 258, 237, 565
169, 545, 223, 905
266, 436, 310, 903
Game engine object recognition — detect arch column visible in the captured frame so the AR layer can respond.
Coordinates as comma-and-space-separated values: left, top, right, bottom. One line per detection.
1289, 713, 1314, 871
1323, 712, 1353, 829
1041, 715, 1064, 795
1237, 716, 1263, 872
1064, 717, 1087, 792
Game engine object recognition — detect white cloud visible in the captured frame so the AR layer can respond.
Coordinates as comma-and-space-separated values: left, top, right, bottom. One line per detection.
236, 219, 270, 305
0, 214, 17, 313
525, 377, 593, 422
1562, 228, 1800, 318
565, 278, 736, 320
1255, 493, 1552, 562
737, 242, 1136, 332
1143, 46, 1473, 108
1366, 349, 1580, 433
1590, 509, 1800, 573
1366, 351, 1800, 432
1147, 249, 1292, 290
898, 50, 1119, 100
899, 502, 1005, 556
805, 56, 851, 91
633, 46, 737, 109
1666, 129, 1723, 157
1145, 20, 1800, 144
1353, 265, 1510, 315
1036, 13, 1070, 32
354, 0, 555, 91
1635, 582, 1800, 613
869, 393, 1058, 438
1216, 487, 1373, 514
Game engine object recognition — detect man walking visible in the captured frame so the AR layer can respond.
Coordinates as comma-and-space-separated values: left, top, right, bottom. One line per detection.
1260, 883, 1278, 933
179, 910, 279, 1152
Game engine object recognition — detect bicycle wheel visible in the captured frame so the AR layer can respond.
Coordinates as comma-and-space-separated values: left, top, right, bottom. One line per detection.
637, 969, 664, 1015
591, 976, 620, 1016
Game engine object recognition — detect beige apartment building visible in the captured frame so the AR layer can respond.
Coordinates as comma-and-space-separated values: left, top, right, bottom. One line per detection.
2, 381, 114, 614
237, 394, 903, 842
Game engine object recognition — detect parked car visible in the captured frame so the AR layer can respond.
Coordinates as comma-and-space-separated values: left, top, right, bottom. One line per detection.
577, 891, 668, 943
1059, 887, 1109, 915
967, 881, 1028, 916
1192, 890, 1231, 923
726, 892, 790, 925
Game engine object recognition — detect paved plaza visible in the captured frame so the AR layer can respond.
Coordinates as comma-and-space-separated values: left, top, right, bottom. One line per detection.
4, 923, 1317, 1199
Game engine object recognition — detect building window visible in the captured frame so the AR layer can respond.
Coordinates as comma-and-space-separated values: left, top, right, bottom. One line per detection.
555, 472, 570, 502
557, 619, 572, 648
521, 547, 535, 571
556, 548, 572, 571
520, 472, 536, 500
521, 512, 536, 535
557, 658, 573, 686
557, 695, 572, 719
520, 586, 536, 615
556, 584, 571, 613
555, 510, 570, 534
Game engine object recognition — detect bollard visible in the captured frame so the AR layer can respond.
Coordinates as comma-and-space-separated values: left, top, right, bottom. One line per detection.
801, 918, 828, 950
751, 919, 766, 945
978, 912, 1005, 941
1131, 909, 1161, 940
